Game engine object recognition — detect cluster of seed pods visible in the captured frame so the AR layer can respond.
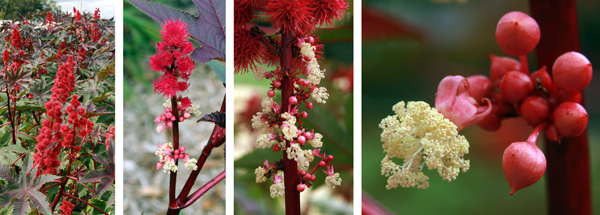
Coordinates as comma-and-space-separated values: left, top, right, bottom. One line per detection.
460, 11, 591, 194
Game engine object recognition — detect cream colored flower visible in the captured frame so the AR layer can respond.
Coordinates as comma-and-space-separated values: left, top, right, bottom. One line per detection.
380, 101, 470, 189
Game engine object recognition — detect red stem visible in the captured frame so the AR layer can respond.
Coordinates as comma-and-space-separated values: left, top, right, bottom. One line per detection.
526, 123, 546, 144
528, 1, 591, 214
6, 89, 17, 145
61, 192, 109, 215
50, 152, 74, 212
280, 30, 301, 215
177, 170, 225, 209
362, 192, 394, 215
167, 96, 181, 215
176, 96, 226, 205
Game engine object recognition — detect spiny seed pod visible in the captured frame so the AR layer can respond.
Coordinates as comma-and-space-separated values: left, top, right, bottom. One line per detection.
495, 11, 541, 56
553, 102, 588, 137
552, 51, 593, 94
502, 140, 546, 195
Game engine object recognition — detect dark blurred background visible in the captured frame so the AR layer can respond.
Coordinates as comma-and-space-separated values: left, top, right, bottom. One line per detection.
362, 0, 600, 214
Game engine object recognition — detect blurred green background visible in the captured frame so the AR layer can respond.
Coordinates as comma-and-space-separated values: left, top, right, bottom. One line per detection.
123, 0, 225, 214
233, 2, 355, 214
362, 0, 600, 214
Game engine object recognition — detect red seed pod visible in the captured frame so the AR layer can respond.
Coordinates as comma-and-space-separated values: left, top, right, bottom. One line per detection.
520, 96, 550, 126
500, 71, 534, 104
502, 140, 546, 195
552, 51, 593, 93
273, 144, 281, 152
545, 124, 561, 142
553, 102, 588, 137
495, 11, 541, 56
267, 90, 275, 97
490, 54, 521, 85
466, 75, 493, 103
530, 66, 555, 95
297, 183, 306, 192
556, 89, 582, 104
476, 104, 502, 131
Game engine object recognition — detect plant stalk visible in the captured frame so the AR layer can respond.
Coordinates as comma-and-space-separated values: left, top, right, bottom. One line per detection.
528, 0, 591, 214
167, 96, 181, 215
280, 30, 301, 215
176, 95, 226, 205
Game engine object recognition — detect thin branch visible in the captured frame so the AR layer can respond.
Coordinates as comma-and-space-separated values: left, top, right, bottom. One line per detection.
62, 192, 109, 215
176, 170, 225, 209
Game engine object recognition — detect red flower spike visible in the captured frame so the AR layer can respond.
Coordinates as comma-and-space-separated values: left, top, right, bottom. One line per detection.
551, 51, 593, 94
11, 27, 22, 49
495, 11, 540, 57
434, 76, 492, 131
265, 0, 315, 34
310, 0, 349, 26
59, 200, 74, 215
502, 123, 547, 195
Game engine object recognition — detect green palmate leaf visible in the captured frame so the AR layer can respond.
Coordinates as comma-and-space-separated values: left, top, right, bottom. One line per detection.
0, 153, 60, 215
81, 142, 114, 198
207, 60, 225, 83
0, 145, 27, 166
130, 0, 226, 63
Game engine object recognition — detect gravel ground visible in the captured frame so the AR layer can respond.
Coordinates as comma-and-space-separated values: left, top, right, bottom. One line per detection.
124, 64, 225, 215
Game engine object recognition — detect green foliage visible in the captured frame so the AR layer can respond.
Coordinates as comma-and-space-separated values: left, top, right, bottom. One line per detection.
0, 153, 60, 215
0, 9, 115, 215
0, 0, 60, 20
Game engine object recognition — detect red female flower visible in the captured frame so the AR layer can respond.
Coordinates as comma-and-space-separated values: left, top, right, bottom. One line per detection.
11, 27, 21, 49
94, 8, 101, 20
149, 19, 195, 97
234, 28, 263, 74
59, 201, 74, 215
310, 0, 349, 26
74, 7, 81, 22
235, 0, 256, 30
265, 0, 315, 34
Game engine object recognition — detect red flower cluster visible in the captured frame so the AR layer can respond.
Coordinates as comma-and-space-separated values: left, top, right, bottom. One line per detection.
90, 8, 102, 42
46, 11, 53, 30
59, 201, 74, 215
149, 19, 195, 98
34, 56, 77, 175
62, 95, 93, 151
94, 8, 101, 20
105, 126, 115, 149
11, 27, 21, 49
74, 7, 81, 22
234, 0, 348, 73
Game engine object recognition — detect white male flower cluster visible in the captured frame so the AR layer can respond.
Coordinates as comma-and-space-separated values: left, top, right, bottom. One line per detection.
379, 101, 470, 189
155, 142, 177, 173
251, 97, 276, 134
286, 143, 314, 171
307, 133, 323, 148
255, 167, 268, 183
270, 172, 285, 198
325, 173, 342, 189
299, 43, 329, 103
312, 87, 329, 104
281, 112, 299, 141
